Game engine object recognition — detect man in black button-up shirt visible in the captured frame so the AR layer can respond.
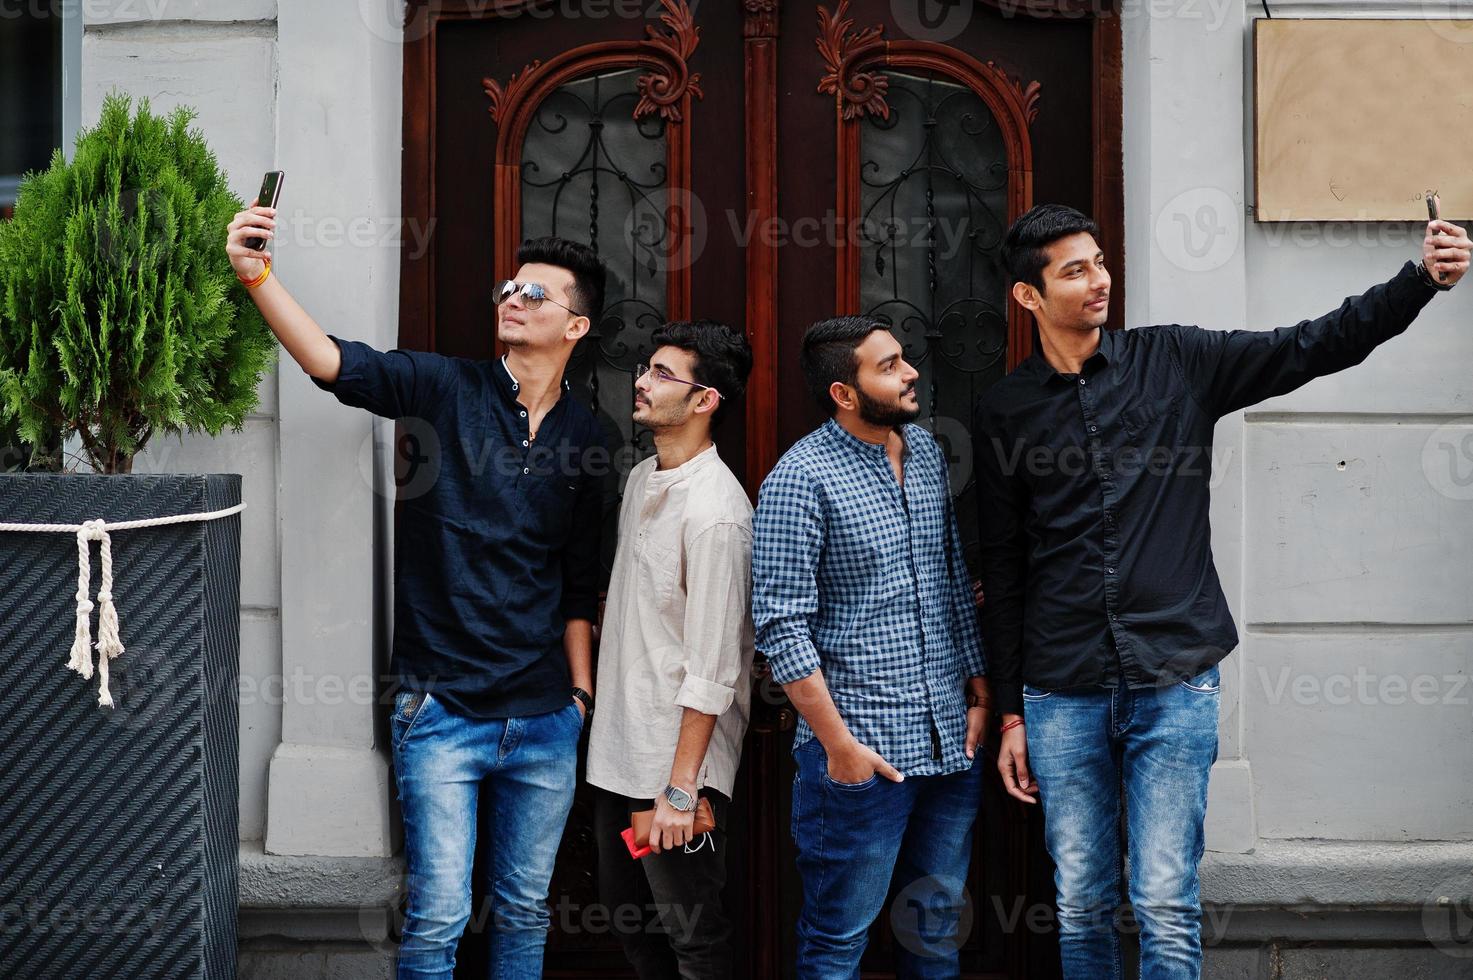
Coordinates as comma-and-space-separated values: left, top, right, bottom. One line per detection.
971, 203, 1470, 979
226, 212, 609, 976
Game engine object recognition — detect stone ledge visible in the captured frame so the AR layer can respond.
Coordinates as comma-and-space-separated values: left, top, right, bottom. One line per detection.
239, 839, 403, 911
1202, 839, 1473, 907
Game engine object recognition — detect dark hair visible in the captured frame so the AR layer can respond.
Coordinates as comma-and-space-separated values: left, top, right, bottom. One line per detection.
651, 319, 753, 427
799, 316, 887, 415
1001, 204, 1100, 295
516, 236, 607, 322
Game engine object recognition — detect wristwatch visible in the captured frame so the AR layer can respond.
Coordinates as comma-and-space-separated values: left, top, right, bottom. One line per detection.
1418, 260, 1455, 291
663, 784, 697, 812
571, 687, 594, 718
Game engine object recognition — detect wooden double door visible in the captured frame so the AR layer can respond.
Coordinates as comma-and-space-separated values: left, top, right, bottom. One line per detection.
400, 0, 1123, 976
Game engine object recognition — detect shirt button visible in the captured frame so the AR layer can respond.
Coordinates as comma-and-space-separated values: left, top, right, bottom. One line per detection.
522, 467, 530, 475
1111, 613, 1120, 621
519, 410, 527, 418
522, 440, 529, 447
1089, 425, 1098, 432
1079, 378, 1087, 386
1106, 567, 1115, 575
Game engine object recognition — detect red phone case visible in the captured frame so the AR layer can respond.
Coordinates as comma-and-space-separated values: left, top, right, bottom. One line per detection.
620, 826, 653, 860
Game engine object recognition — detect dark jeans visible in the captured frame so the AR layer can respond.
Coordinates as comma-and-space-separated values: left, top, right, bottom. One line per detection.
1024, 664, 1221, 980
593, 787, 734, 980
790, 738, 986, 979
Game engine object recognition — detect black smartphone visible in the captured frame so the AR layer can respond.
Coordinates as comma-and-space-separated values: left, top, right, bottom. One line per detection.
245, 170, 284, 251
1427, 191, 1448, 281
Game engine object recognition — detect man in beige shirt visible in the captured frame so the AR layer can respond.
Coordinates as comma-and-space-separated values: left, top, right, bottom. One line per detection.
586, 319, 755, 980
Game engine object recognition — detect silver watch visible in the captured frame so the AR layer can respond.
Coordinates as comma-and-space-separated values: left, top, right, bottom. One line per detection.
663, 784, 697, 812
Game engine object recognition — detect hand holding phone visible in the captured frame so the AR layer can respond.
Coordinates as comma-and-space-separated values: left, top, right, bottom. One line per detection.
226, 171, 283, 282
244, 171, 284, 251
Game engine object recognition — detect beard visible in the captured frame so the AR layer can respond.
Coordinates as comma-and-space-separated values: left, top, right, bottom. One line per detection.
635, 389, 696, 429
856, 382, 920, 427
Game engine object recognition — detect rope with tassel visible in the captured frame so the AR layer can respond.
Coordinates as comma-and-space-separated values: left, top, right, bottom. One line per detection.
0, 504, 246, 707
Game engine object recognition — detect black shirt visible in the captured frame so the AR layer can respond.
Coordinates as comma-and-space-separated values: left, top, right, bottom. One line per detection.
314, 338, 604, 719
971, 261, 1442, 715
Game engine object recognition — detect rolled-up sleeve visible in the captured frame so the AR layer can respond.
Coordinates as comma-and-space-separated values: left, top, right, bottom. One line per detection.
673, 522, 753, 716
311, 336, 455, 421
752, 462, 824, 685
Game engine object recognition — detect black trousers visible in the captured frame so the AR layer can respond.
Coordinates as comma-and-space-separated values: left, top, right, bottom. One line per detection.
592, 786, 734, 980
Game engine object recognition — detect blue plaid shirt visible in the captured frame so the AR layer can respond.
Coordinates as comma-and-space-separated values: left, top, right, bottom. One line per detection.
753, 418, 986, 777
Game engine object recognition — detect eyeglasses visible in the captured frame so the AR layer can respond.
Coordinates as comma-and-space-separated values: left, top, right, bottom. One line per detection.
493, 279, 587, 318
636, 364, 723, 401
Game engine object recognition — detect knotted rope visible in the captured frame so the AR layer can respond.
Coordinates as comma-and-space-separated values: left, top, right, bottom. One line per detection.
0, 504, 247, 707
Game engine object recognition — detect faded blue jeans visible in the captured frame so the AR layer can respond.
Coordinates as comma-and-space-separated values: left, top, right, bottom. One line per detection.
391, 689, 581, 980
790, 737, 986, 979
1023, 664, 1220, 980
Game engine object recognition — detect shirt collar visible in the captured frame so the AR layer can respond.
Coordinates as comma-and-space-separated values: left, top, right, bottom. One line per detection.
822, 416, 909, 455
497, 354, 572, 401
646, 442, 720, 486
1025, 327, 1115, 386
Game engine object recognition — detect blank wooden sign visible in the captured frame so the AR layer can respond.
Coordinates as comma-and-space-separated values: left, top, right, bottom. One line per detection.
1254, 18, 1473, 222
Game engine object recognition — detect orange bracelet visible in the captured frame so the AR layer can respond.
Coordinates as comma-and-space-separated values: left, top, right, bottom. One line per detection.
238, 257, 271, 289
1000, 719, 1025, 734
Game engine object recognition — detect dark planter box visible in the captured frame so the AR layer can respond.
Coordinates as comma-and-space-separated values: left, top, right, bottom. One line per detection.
0, 474, 242, 979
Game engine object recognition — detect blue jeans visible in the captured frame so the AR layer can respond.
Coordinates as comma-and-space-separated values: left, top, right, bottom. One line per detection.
1023, 665, 1221, 980
790, 737, 985, 979
390, 690, 581, 980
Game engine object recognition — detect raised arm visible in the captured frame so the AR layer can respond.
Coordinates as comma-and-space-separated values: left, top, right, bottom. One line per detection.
226, 199, 340, 383
226, 199, 453, 419
1171, 219, 1469, 419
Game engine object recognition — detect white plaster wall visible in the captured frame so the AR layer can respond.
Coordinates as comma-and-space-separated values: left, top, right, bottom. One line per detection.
1126, 0, 1473, 863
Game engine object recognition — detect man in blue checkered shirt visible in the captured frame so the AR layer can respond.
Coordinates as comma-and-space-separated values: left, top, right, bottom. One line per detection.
753, 316, 992, 978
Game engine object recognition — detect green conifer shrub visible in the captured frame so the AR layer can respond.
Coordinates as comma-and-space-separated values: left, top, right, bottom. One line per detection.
0, 91, 275, 473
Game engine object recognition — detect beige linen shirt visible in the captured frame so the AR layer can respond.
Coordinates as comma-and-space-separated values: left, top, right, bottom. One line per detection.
586, 443, 755, 800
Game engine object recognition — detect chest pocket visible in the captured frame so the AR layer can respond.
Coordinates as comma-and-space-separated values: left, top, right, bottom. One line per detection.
1120, 393, 1183, 443
636, 536, 681, 609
